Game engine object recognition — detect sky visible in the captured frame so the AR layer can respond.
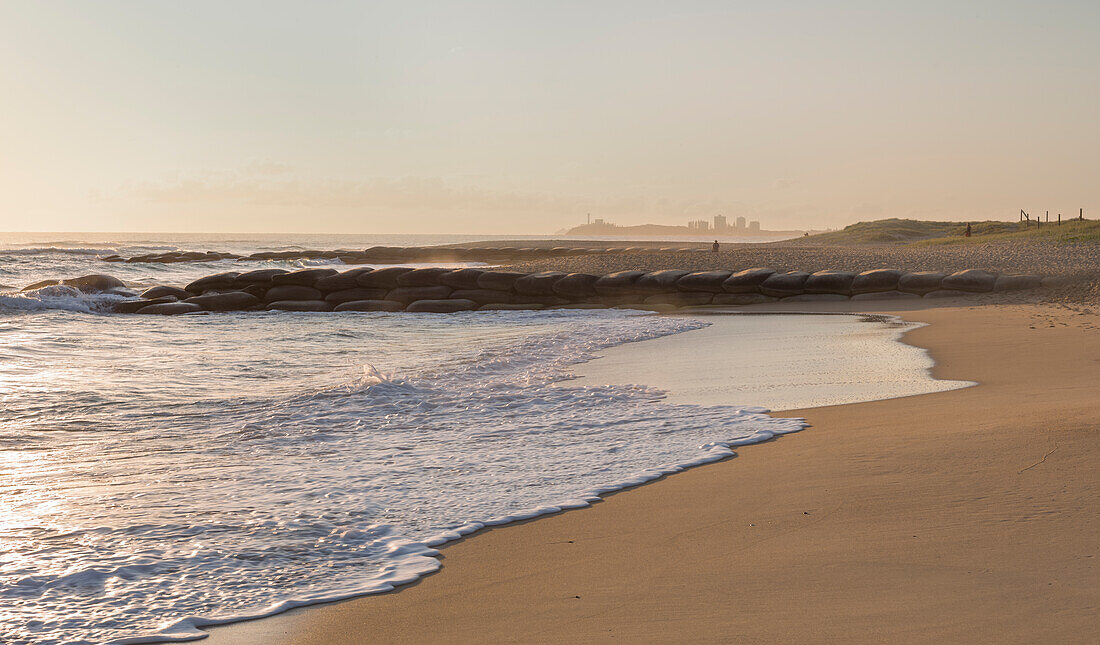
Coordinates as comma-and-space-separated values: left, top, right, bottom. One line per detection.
0, 0, 1097, 234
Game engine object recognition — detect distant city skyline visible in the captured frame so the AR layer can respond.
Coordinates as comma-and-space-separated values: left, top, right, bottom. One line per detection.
686, 214, 760, 233
570, 212, 772, 235
1, 1, 1097, 234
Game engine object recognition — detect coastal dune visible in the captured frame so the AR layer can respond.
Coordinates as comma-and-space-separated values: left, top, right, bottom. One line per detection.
203, 302, 1099, 644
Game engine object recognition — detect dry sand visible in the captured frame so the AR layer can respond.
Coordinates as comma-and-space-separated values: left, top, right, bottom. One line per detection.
501, 240, 1100, 297
204, 301, 1098, 644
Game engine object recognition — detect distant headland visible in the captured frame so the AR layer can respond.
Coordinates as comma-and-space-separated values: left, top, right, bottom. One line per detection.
564, 215, 809, 238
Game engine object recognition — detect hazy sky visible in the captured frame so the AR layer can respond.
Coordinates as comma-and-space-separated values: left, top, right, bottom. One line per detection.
1, 0, 1097, 234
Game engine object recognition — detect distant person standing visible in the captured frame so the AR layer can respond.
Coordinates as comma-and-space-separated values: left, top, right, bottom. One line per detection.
712, 240, 719, 252
965, 223, 972, 237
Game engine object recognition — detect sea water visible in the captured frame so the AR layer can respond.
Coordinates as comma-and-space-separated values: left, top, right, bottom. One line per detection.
1, 235, 954, 644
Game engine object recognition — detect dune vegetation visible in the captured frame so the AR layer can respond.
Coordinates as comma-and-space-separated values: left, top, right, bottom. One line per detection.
802, 217, 1099, 245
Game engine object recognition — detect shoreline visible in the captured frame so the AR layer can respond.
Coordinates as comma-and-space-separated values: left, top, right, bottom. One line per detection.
202, 299, 1099, 644
564, 311, 971, 411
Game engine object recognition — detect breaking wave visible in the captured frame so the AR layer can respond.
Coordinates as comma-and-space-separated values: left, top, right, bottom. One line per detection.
0, 285, 126, 313
0, 309, 804, 644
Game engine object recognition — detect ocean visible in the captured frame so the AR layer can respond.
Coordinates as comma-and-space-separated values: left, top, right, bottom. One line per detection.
1, 233, 957, 644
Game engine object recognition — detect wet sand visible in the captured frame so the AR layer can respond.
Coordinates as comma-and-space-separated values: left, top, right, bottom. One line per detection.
565, 311, 971, 410
203, 301, 1099, 644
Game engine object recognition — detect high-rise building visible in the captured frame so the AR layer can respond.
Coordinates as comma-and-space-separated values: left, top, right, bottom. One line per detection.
748, 220, 760, 231
735, 216, 746, 229
688, 219, 710, 231
713, 215, 727, 231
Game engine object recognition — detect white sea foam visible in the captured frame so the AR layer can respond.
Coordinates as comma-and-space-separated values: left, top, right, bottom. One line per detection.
0, 308, 814, 644
0, 285, 124, 313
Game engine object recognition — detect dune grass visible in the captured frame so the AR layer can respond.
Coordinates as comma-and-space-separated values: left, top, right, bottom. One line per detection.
913, 219, 1100, 245
804, 218, 1098, 245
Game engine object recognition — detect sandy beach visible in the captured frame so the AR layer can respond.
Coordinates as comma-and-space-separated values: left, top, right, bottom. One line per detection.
9, 3, 1100, 641
502, 238, 1100, 286
202, 299, 1099, 644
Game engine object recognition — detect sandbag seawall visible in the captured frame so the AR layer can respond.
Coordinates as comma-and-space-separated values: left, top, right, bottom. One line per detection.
52, 266, 1049, 314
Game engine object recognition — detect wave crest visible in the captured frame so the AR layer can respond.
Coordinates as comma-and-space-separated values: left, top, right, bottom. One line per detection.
0, 285, 122, 313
